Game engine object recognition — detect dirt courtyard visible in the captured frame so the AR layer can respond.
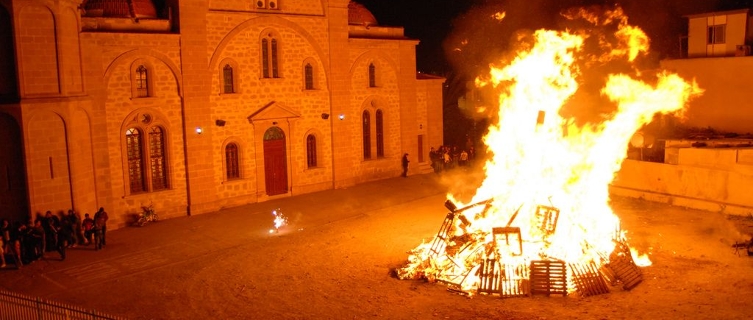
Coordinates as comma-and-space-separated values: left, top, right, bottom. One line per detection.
2, 173, 753, 319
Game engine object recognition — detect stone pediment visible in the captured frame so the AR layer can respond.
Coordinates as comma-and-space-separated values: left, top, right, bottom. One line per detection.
247, 101, 301, 123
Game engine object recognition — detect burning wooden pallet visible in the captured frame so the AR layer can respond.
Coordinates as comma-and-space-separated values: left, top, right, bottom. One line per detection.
535, 205, 560, 238
429, 212, 455, 256
605, 242, 643, 290
476, 260, 531, 297
529, 260, 567, 296
492, 227, 523, 256
569, 262, 611, 297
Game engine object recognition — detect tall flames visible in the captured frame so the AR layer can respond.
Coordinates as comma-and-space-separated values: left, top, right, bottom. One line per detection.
397, 7, 701, 295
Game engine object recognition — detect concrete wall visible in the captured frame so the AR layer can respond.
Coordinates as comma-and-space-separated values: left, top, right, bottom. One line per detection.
661, 56, 753, 134
611, 147, 753, 216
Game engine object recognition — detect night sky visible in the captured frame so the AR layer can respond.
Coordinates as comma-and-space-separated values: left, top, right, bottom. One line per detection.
357, 0, 753, 76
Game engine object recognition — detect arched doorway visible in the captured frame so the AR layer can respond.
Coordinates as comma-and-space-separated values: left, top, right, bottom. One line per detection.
263, 126, 288, 195
0, 113, 29, 223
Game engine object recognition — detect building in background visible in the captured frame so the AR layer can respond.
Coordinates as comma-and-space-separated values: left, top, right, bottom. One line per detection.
662, 8, 753, 134
0, 0, 444, 226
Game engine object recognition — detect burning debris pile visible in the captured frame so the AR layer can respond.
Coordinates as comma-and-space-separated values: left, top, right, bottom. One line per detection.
396, 199, 644, 297
397, 6, 701, 298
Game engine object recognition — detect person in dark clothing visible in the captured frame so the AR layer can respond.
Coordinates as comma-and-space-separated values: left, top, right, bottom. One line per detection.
56, 224, 70, 260
82, 213, 94, 245
401, 153, 410, 177
94, 207, 109, 246
42, 211, 59, 252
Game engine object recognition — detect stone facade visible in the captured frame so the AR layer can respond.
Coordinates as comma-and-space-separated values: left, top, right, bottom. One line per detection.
0, 0, 445, 227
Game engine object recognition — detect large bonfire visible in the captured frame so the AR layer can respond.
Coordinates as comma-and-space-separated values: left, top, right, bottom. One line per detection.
397, 7, 702, 297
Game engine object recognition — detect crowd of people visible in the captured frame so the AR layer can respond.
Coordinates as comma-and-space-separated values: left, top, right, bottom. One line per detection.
0, 207, 109, 269
429, 145, 477, 173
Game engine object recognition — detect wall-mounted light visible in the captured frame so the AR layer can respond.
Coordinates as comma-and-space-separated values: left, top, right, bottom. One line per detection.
338, 114, 345, 120
272, 121, 278, 126
195, 127, 203, 134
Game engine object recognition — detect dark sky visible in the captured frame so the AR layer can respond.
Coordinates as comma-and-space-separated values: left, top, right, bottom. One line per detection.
357, 0, 753, 76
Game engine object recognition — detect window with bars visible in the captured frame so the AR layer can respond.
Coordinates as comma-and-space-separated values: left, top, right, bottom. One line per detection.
223, 64, 234, 93
362, 110, 371, 159
368, 63, 376, 87
304, 63, 314, 90
261, 35, 280, 78
225, 143, 240, 180
306, 134, 317, 167
125, 124, 169, 194
376, 109, 384, 158
135, 65, 149, 97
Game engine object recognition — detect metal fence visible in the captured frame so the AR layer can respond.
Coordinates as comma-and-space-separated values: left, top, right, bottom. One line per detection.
0, 290, 126, 320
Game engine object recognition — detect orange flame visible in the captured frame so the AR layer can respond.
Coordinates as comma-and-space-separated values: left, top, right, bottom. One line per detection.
399, 6, 700, 292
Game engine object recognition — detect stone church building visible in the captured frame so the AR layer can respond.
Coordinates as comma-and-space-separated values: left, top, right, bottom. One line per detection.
0, 0, 444, 227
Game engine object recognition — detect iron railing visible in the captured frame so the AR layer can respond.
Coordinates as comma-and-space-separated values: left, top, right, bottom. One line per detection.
0, 290, 126, 320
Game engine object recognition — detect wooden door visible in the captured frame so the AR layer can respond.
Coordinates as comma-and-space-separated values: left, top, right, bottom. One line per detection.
263, 127, 288, 195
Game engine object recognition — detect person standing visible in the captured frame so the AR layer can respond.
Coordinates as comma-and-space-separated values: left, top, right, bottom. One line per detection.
82, 213, 94, 245
401, 153, 410, 177
94, 207, 109, 246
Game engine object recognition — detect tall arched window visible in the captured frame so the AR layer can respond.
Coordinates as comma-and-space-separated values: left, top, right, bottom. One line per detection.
135, 65, 149, 97
306, 134, 317, 167
304, 63, 314, 90
225, 143, 240, 180
368, 63, 376, 87
362, 110, 371, 159
261, 34, 280, 78
271, 39, 279, 78
376, 109, 384, 158
223, 64, 234, 93
149, 127, 168, 191
126, 128, 146, 193
124, 117, 170, 194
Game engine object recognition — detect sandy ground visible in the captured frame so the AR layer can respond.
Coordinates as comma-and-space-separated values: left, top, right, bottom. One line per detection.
2, 172, 753, 319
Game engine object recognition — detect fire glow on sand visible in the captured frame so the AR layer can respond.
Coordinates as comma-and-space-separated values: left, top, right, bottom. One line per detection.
397, 6, 702, 298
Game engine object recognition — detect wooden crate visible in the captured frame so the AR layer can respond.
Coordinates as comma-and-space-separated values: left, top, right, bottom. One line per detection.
530, 260, 567, 296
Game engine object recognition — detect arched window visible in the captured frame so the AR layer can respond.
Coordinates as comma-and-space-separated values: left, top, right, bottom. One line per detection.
376, 109, 384, 158
271, 39, 279, 78
362, 110, 371, 159
368, 63, 376, 87
135, 65, 149, 97
223, 64, 234, 93
126, 128, 146, 193
149, 127, 168, 191
124, 117, 170, 194
306, 134, 317, 167
261, 34, 280, 78
225, 143, 240, 180
304, 63, 314, 90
